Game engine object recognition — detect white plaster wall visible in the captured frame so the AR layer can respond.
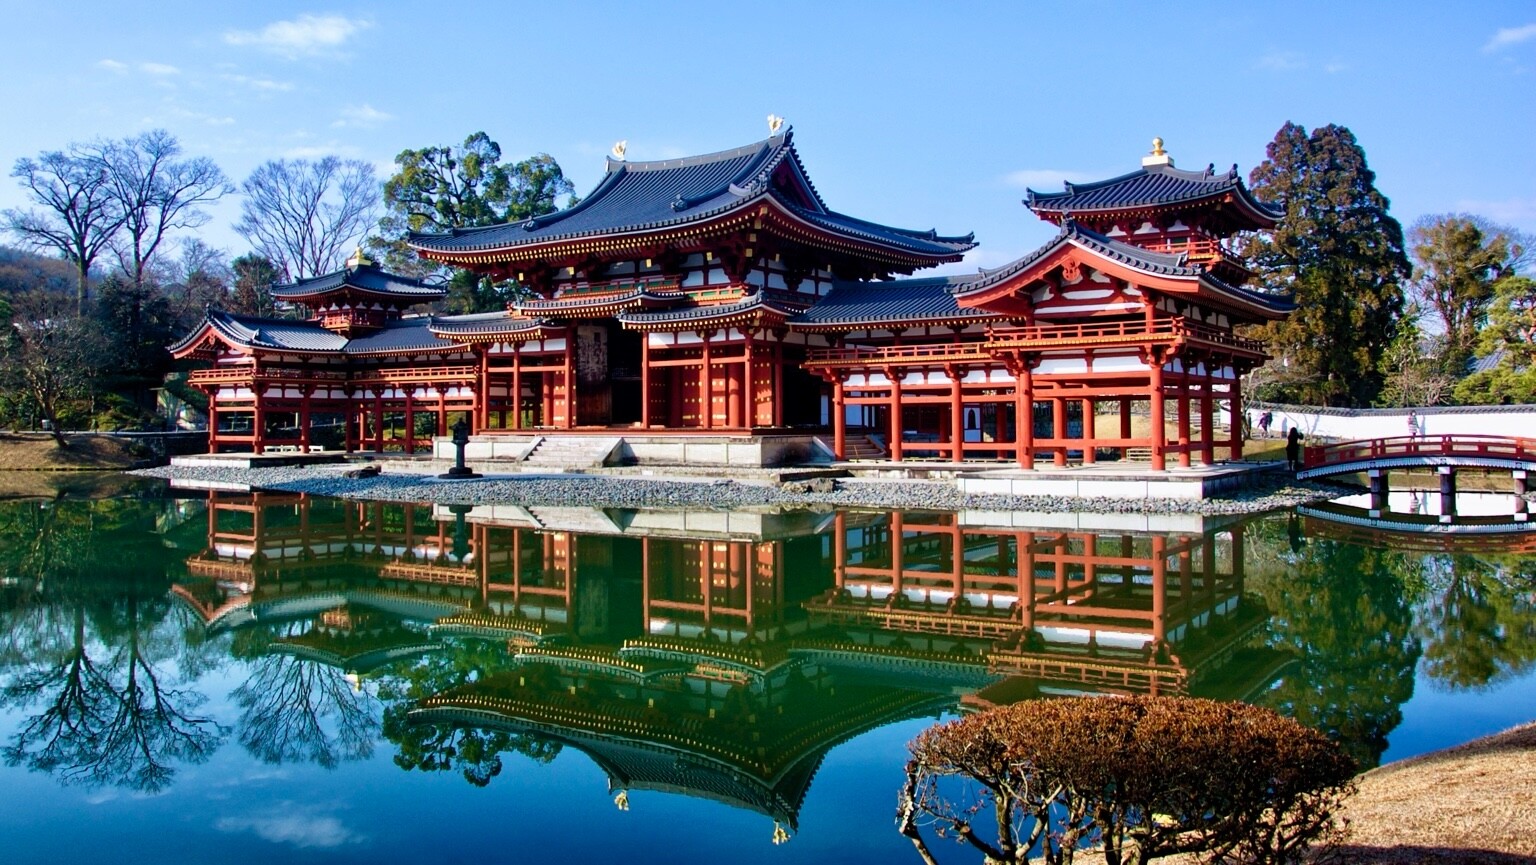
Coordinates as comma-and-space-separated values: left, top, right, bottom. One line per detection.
1248, 404, 1536, 440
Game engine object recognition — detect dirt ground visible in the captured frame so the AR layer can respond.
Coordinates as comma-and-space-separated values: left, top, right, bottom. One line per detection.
0, 432, 149, 471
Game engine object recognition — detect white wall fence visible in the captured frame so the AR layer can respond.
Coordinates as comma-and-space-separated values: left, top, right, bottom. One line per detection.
1246, 403, 1536, 441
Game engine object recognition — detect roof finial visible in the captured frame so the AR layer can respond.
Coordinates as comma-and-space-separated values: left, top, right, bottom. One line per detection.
767, 114, 785, 135
611, 140, 627, 160
1142, 136, 1174, 168
345, 246, 372, 268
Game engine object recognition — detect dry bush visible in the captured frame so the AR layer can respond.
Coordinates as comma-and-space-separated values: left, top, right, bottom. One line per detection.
899, 696, 1356, 865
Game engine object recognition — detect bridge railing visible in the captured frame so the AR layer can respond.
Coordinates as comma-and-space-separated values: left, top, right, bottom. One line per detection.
1303, 434, 1536, 469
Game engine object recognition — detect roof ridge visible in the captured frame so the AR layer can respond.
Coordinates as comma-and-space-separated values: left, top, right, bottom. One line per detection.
607, 130, 791, 173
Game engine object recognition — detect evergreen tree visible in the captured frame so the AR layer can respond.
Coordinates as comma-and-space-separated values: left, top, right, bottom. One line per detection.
1409, 214, 1516, 375
374, 132, 575, 313
1454, 275, 1536, 403
230, 254, 279, 317
1245, 123, 1411, 407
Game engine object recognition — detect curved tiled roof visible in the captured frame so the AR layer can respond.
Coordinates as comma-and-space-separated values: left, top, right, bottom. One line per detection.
271, 263, 447, 302
790, 277, 1003, 330
616, 294, 795, 327
344, 318, 464, 356
410, 130, 973, 261
171, 309, 349, 353
1026, 163, 1281, 223
427, 310, 555, 337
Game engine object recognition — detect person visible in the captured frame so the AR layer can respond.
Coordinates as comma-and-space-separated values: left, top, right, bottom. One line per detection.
1259, 410, 1273, 437
1286, 427, 1303, 472
1407, 409, 1418, 439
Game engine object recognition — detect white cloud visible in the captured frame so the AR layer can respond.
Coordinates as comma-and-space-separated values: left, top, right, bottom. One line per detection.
1256, 51, 1305, 72
139, 62, 180, 76
332, 103, 394, 128
216, 813, 363, 849
224, 14, 373, 57
223, 74, 294, 92
283, 143, 365, 160
1451, 196, 1536, 227
1323, 61, 1349, 74
97, 58, 128, 74
1485, 23, 1536, 52
1003, 169, 1096, 190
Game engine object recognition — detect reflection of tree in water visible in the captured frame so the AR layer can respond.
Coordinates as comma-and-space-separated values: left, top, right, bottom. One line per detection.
380, 639, 561, 787
1417, 553, 1536, 690
1248, 524, 1422, 769
232, 650, 380, 769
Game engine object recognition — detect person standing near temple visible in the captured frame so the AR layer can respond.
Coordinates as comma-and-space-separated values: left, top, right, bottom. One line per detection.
1259, 410, 1273, 437
1286, 427, 1304, 472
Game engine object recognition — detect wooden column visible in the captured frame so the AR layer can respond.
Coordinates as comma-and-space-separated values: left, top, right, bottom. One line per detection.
701, 334, 714, 430
739, 331, 754, 430
512, 347, 524, 430
1149, 360, 1167, 471
475, 348, 489, 432
1200, 363, 1215, 465
1120, 398, 1132, 459
1016, 363, 1034, 469
253, 404, 265, 454
299, 390, 311, 451
1051, 396, 1066, 466
949, 366, 965, 463
887, 367, 904, 461
437, 391, 447, 437
562, 336, 574, 429
1177, 370, 1192, 468
1228, 372, 1243, 461
832, 376, 847, 460
1151, 534, 1168, 645
1081, 397, 1096, 465
640, 335, 651, 429
772, 339, 784, 428
373, 394, 384, 452
403, 390, 416, 454
207, 400, 219, 454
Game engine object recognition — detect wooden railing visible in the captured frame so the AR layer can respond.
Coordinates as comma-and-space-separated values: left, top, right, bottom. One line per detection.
1303, 435, 1536, 469
190, 365, 476, 387
804, 318, 1265, 367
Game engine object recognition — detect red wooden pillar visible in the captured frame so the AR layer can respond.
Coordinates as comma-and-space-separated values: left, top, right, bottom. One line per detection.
740, 331, 754, 429
512, 347, 524, 430
373, 394, 384, 452
1228, 372, 1244, 461
1176, 370, 1192, 469
701, 334, 714, 430
887, 367, 904, 461
253, 404, 266, 454
1051, 396, 1066, 467
1149, 361, 1167, 471
640, 335, 651, 429
562, 336, 575, 429
403, 390, 416, 454
1151, 535, 1168, 645
1119, 398, 1132, 459
299, 390, 311, 451
889, 511, 905, 602
949, 366, 965, 463
436, 392, 447, 437
772, 339, 784, 428
1019, 531, 1037, 631
207, 399, 219, 454
832, 376, 847, 460
832, 511, 847, 590
1081, 397, 1096, 465
1200, 364, 1215, 465
1016, 363, 1034, 469
475, 348, 489, 432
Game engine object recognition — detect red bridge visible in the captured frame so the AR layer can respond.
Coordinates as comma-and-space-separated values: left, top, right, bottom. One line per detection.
1298, 435, 1536, 482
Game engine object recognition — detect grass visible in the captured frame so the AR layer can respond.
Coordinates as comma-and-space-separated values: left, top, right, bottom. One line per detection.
0, 432, 150, 471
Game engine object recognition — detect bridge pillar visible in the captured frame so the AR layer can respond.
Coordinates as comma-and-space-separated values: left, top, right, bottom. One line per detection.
1439, 466, 1457, 524
1515, 471, 1529, 522
1368, 469, 1387, 518
1515, 470, 1528, 497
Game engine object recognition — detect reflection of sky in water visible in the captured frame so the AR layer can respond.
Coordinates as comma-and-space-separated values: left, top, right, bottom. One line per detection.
2, 494, 1534, 864
1334, 490, 1527, 518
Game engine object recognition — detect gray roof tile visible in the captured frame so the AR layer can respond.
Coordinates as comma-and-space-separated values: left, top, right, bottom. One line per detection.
272, 263, 447, 302
1027, 163, 1281, 222
790, 277, 1001, 329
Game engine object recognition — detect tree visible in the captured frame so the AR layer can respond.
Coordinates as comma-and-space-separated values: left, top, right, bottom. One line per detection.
229, 253, 279, 317
1376, 304, 1454, 407
1455, 275, 1536, 404
375, 132, 575, 311
235, 156, 380, 281
99, 130, 232, 289
1246, 123, 1412, 407
0, 290, 104, 444
899, 696, 1356, 865
1409, 214, 1517, 375
4, 144, 125, 312
91, 275, 179, 408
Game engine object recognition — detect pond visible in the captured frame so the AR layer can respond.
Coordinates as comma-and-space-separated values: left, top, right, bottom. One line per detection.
1, 484, 1533, 864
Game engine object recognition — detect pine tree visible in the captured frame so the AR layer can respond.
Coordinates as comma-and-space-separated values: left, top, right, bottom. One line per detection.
1410, 215, 1514, 375
230, 254, 278, 317
1245, 123, 1411, 407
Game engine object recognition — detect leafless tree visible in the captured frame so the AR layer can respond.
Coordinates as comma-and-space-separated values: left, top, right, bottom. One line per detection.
98, 130, 233, 289
236, 156, 380, 280
0, 291, 104, 445
4, 145, 125, 312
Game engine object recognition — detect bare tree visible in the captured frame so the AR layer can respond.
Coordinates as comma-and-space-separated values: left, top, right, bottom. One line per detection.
236, 157, 380, 280
0, 291, 104, 445
98, 130, 232, 288
4, 145, 125, 312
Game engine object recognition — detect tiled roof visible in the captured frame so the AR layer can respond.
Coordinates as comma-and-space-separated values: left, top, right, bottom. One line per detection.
514, 286, 687, 314
410, 130, 973, 260
1026, 163, 1282, 221
188, 309, 350, 353
617, 294, 794, 326
790, 277, 1003, 329
427, 310, 554, 337
344, 318, 464, 356
271, 263, 447, 302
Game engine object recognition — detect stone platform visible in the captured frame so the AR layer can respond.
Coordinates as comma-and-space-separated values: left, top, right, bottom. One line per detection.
957, 462, 1282, 501
170, 451, 348, 469
433, 433, 820, 468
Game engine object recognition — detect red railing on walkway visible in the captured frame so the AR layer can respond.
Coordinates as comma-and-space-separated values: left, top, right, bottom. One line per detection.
1303, 434, 1536, 469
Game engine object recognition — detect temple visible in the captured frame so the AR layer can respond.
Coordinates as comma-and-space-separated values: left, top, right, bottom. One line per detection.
172, 130, 1290, 469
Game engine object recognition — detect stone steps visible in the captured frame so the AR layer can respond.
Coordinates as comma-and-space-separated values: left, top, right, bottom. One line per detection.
522, 436, 621, 468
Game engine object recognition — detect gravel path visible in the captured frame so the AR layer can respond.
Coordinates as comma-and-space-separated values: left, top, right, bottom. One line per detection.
132, 464, 1339, 515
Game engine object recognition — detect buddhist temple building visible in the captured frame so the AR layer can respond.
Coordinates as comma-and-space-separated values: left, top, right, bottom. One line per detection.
172, 129, 1291, 469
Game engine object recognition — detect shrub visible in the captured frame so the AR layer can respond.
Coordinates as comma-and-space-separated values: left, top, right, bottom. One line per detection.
899, 695, 1356, 865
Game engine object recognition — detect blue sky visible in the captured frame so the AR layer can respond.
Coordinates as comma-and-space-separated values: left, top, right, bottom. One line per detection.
2, 1, 1534, 274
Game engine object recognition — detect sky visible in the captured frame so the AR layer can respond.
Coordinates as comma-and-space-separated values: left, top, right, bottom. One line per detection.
1, 0, 1534, 276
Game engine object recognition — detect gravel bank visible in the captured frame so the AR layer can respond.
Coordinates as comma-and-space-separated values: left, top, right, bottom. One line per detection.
132, 464, 1339, 515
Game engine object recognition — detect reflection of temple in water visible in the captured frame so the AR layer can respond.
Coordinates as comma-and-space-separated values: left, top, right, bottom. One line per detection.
171, 493, 1287, 834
